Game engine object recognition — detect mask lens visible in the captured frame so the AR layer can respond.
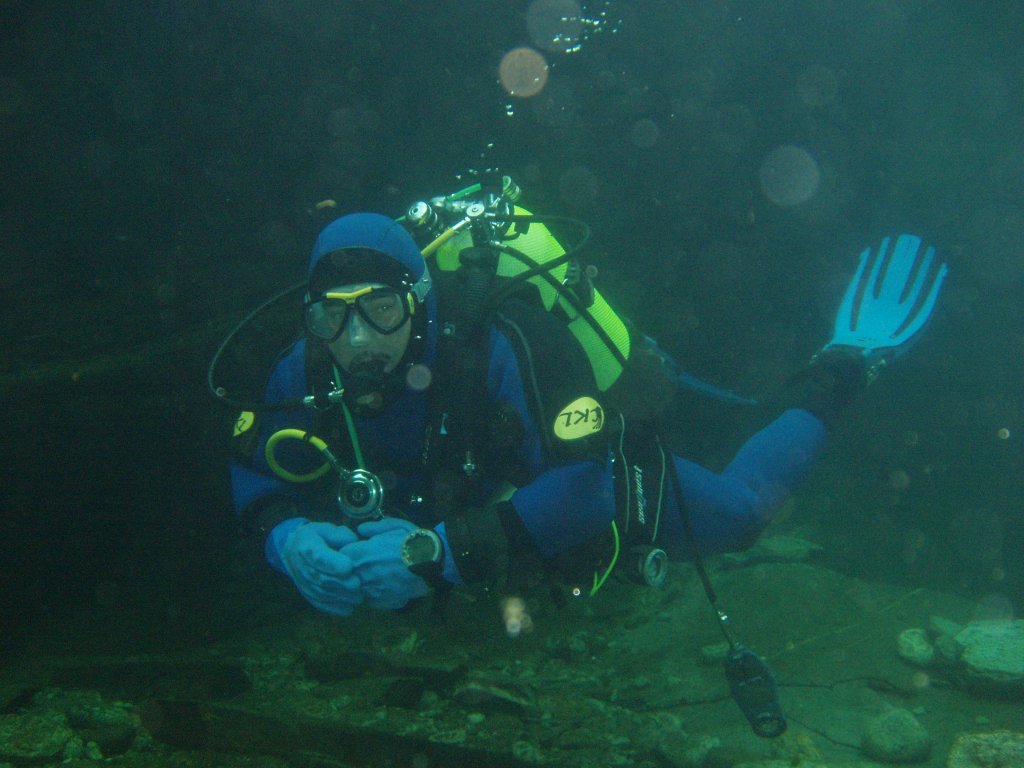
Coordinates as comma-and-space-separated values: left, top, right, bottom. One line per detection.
305, 299, 350, 341
356, 290, 408, 333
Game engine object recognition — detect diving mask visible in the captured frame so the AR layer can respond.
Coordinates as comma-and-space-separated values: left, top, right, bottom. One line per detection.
305, 285, 413, 341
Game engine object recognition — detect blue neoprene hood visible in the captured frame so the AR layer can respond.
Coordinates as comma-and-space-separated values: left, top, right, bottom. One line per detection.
309, 213, 428, 282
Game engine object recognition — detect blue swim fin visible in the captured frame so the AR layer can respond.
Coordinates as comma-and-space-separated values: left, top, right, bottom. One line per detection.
824, 234, 948, 375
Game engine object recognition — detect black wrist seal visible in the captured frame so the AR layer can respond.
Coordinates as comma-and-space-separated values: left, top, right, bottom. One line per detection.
242, 498, 302, 556
787, 347, 869, 428
443, 502, 534, 587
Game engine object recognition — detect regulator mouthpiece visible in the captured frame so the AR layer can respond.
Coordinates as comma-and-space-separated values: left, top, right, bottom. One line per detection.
344, 359, 390, 412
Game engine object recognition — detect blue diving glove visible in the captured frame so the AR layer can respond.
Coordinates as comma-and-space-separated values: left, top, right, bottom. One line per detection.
277, 521, 364, 616
342, 517, 431, 610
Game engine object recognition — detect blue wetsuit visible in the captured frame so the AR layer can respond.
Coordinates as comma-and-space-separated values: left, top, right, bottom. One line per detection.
231, 324, 827, 581
231, 210, 829, 588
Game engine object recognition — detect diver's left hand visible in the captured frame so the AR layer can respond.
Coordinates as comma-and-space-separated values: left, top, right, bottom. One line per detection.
341, 517, 430, 610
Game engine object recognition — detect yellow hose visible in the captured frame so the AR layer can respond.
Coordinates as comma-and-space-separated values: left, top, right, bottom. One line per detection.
421, 221, 467, 259
264, 429, 333, 483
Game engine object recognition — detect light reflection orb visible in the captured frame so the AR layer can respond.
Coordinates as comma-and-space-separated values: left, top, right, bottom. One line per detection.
499, 47, 549, 98
758, 145, 821, 206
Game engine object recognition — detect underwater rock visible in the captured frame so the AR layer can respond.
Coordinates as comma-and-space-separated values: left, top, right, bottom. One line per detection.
451, 681, 533, 716
77, 722, 136, 756
928, 614, 963, 638
860, 708, 931, 763
381, 677, 428, 709
700, 641, 731, 664
0, 712, 75, 762
545, 630, 592, 660
721, 535, 823, 567
512, 738, 544, 763
769, 730, 825, 764
953, 620, 1024, 696
31, 687, 138, 731
946, 730, 1024, 768
928, 615, 965, 668
896, 628, 935, 667
933, 634, 963, 668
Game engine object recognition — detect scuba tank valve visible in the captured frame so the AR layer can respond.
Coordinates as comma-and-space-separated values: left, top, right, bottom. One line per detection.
406, 201, 445, 239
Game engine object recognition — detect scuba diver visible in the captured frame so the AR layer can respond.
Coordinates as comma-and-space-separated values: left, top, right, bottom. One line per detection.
222, 175, 948, 627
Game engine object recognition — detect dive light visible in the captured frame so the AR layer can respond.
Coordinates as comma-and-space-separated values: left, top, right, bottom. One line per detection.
724, 646, 787, 738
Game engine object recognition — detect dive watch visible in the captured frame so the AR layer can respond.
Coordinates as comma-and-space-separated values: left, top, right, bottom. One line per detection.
400, 528, 445, 585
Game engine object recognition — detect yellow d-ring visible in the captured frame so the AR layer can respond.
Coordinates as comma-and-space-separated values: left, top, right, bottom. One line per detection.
265, 429, 333, 483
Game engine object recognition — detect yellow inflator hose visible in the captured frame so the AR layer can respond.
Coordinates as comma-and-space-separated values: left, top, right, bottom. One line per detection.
264, 429, 333, 483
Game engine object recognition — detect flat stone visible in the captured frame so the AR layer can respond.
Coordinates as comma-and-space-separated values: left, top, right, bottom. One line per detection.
451, 682, 533, 715
946, 730, 1024, 768
954, 620, 1024, 695
896, 628, 935, 667
721, 535, 823, 567
860, 708, 931, 764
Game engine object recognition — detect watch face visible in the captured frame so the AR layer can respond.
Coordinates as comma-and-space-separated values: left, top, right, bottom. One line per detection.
403, 530, 441, 566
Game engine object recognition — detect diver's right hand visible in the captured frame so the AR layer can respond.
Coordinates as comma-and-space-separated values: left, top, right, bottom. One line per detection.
275, 521, 363, 616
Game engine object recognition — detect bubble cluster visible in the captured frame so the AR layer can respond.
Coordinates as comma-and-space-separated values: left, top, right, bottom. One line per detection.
525, 0, 617, 55
526, 0, 584, 53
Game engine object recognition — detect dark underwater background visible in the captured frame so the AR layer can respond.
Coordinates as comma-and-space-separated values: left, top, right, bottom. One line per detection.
1, 1, 1022, 765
